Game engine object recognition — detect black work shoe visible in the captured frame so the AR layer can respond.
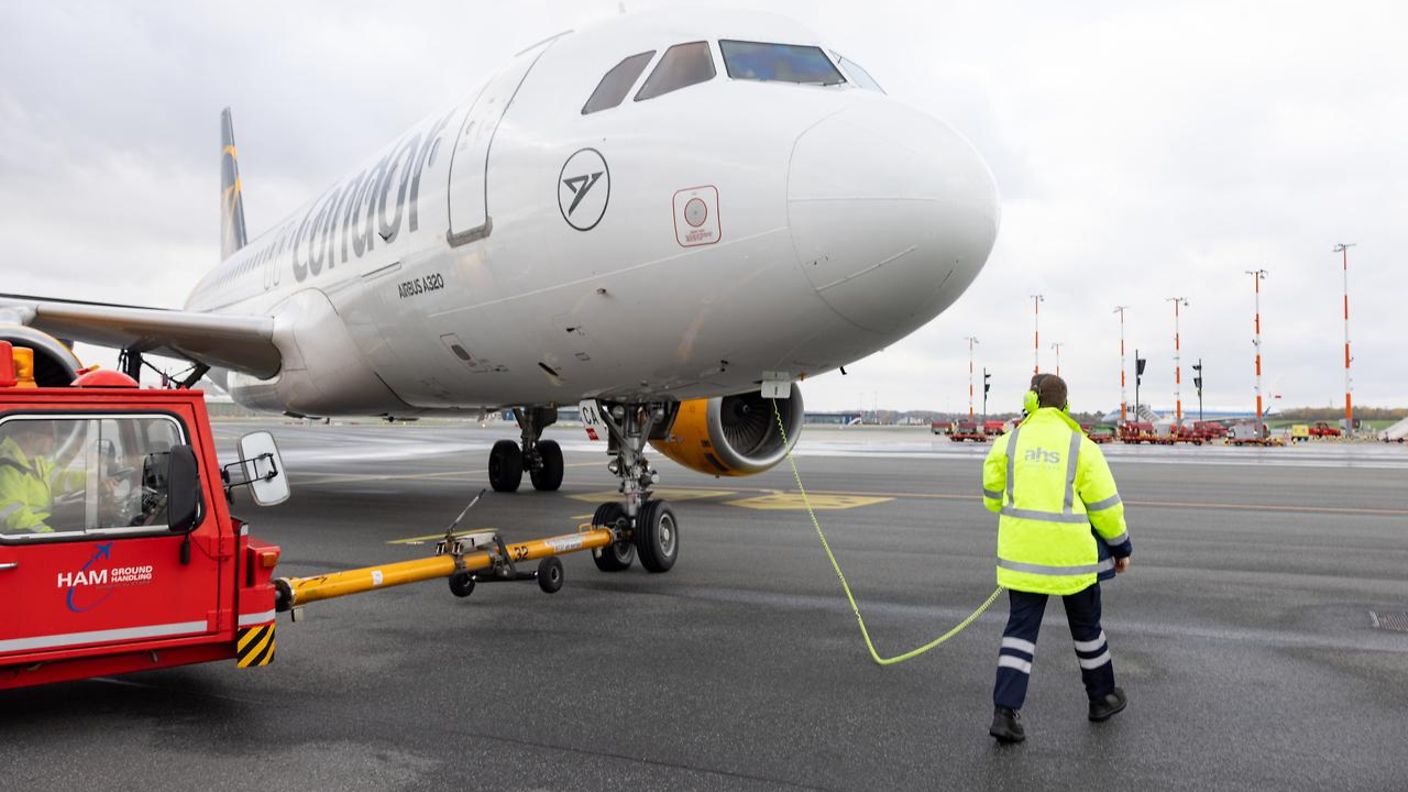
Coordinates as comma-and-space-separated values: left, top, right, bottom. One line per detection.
1088, 687, 1128, 722
989, 707, 1025, 743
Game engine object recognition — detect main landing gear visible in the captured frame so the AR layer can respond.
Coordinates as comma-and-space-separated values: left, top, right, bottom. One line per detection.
586, 401, 679, 574
488, 406, 564, 492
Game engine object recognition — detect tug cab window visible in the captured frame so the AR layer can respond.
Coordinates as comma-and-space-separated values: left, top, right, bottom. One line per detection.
719, 40, 845, 85
635, 41, 716, 101
0, 415, 187, 541
582, 50, 656, 114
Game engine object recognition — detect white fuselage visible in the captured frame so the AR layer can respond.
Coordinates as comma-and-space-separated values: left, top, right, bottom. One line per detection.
189, 12, 1000, 417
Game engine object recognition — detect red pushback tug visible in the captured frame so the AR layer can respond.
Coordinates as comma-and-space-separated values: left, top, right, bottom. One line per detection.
0, 341, 285, 689
0, 340, 627, 691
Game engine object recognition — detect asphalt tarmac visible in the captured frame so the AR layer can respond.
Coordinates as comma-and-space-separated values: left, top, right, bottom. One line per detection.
3, 423, 1406, 791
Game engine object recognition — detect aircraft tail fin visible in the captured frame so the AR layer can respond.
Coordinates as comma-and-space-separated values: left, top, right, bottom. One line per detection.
220, 107, 248, 261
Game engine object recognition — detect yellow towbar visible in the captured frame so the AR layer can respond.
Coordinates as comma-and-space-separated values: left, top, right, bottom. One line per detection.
273, 526, 616, 610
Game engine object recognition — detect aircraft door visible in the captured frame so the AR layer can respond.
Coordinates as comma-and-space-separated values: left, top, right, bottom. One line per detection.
447, 40, 555, 245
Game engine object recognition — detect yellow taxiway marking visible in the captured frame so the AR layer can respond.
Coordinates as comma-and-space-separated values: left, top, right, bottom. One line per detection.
726, 493, 894, 511
386, 527, 493, 545
570, 513, 594, 520
569, 487, 737, 504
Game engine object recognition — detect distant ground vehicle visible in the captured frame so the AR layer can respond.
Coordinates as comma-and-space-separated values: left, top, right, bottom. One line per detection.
1083, 424, 1116, 444
983, 420, 1007, 436
1193, 421, 1229, 439
931, 420, 951, 435
947, 420, 987, 442
1309, 421, 1342, 438
1290, 424, 1311, 443
1118, 421, 1160, 444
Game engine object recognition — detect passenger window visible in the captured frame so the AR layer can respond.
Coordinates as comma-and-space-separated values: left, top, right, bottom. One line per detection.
0, 415, 187, 541
720, 40, 845, 85
833, 52, 884, 93
635, 42, 716, 101
583, 50, 656, 114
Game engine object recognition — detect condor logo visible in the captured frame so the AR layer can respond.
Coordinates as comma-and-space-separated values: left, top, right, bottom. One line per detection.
558, 148, 610, 231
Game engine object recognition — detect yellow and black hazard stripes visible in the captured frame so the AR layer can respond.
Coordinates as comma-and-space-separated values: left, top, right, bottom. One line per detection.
236, 623, 276, 668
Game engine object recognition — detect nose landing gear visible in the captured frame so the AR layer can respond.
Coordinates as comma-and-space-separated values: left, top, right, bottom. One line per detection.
585, 400, 681, 574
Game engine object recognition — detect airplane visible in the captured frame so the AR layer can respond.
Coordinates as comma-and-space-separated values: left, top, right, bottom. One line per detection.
0, 9, 999, 573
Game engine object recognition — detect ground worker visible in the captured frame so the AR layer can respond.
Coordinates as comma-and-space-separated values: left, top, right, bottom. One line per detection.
0, 420, 80, 533
981, 373, 1132, 743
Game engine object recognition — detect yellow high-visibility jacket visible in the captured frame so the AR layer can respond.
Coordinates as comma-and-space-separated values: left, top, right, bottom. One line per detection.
982, 408, 1131, 595
0, 436, 78, 533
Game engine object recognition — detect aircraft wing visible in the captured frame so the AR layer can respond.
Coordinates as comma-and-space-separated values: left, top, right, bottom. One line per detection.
0, 293, 279, 378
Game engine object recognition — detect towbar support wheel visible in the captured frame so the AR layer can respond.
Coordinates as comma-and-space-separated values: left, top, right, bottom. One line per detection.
448, 572, 476, 598
537, 557, 564, 593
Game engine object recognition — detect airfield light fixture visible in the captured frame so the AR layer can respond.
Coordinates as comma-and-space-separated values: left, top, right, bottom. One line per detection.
1167, 297, 1189, 423
1245, 269, 1268, 421
964, 336, 979, 420
1029, 294, 1045, 375
1113, 306, 1129, 422
1333, 243, 1355, 431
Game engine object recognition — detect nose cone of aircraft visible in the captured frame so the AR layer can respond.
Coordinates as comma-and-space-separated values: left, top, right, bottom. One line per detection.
788, 101, 1000, 336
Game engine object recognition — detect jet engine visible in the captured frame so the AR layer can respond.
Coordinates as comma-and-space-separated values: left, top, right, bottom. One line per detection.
0, 326, 83, 386
651, 384, 804, 476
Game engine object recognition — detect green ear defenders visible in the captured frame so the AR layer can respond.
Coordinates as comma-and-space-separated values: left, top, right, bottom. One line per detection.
1025, 374, 1070, 415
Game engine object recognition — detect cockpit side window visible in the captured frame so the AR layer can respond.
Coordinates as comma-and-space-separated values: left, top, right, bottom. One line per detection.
719, 40, 845, 86
582, 50, 656, 114
635, 41, 716, 101
832, 52, 885, 93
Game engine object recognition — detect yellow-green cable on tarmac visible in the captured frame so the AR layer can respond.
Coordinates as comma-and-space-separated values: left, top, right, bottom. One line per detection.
773, 400, 1004, 666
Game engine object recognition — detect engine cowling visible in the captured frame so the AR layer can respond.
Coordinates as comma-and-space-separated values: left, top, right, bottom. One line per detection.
0, 326, 83, 387
651, 384, 804, 476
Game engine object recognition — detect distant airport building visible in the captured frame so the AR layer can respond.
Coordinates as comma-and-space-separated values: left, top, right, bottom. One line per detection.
805, 411, 864, 425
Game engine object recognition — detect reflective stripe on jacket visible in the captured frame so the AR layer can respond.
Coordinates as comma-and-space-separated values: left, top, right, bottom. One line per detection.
982, 408, 1130, 595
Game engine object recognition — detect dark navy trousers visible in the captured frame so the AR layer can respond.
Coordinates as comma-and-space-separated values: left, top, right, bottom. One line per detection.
993, 585, 1116, 710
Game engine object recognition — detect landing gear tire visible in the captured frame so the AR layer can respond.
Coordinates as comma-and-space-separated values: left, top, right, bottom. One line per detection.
635, 499, 679, 573
489, 440, 523, 492
448, 572, 476, 598
537, 556, 564, 593
591, 502, 634, 572
530, 440, 564, 491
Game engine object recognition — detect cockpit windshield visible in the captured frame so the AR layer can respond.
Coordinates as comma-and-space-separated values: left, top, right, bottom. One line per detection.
635, 41, 716, 101
833, 52, 884, 93
719, 40, 845, 86
583, 50, 656, 114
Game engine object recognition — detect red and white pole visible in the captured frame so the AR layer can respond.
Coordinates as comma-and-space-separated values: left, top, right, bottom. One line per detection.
964, 336, 979, 421
1246, 269, 1267, 420
1168, 296, 1188, 423
1051, 342, 1063, 377
1334, 243, 1355, 430
1114, 306, 1129, 422
1030, 294, 1044, 375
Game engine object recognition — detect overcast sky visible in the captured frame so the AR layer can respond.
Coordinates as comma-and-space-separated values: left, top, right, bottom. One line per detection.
2, 1, 1403, 414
